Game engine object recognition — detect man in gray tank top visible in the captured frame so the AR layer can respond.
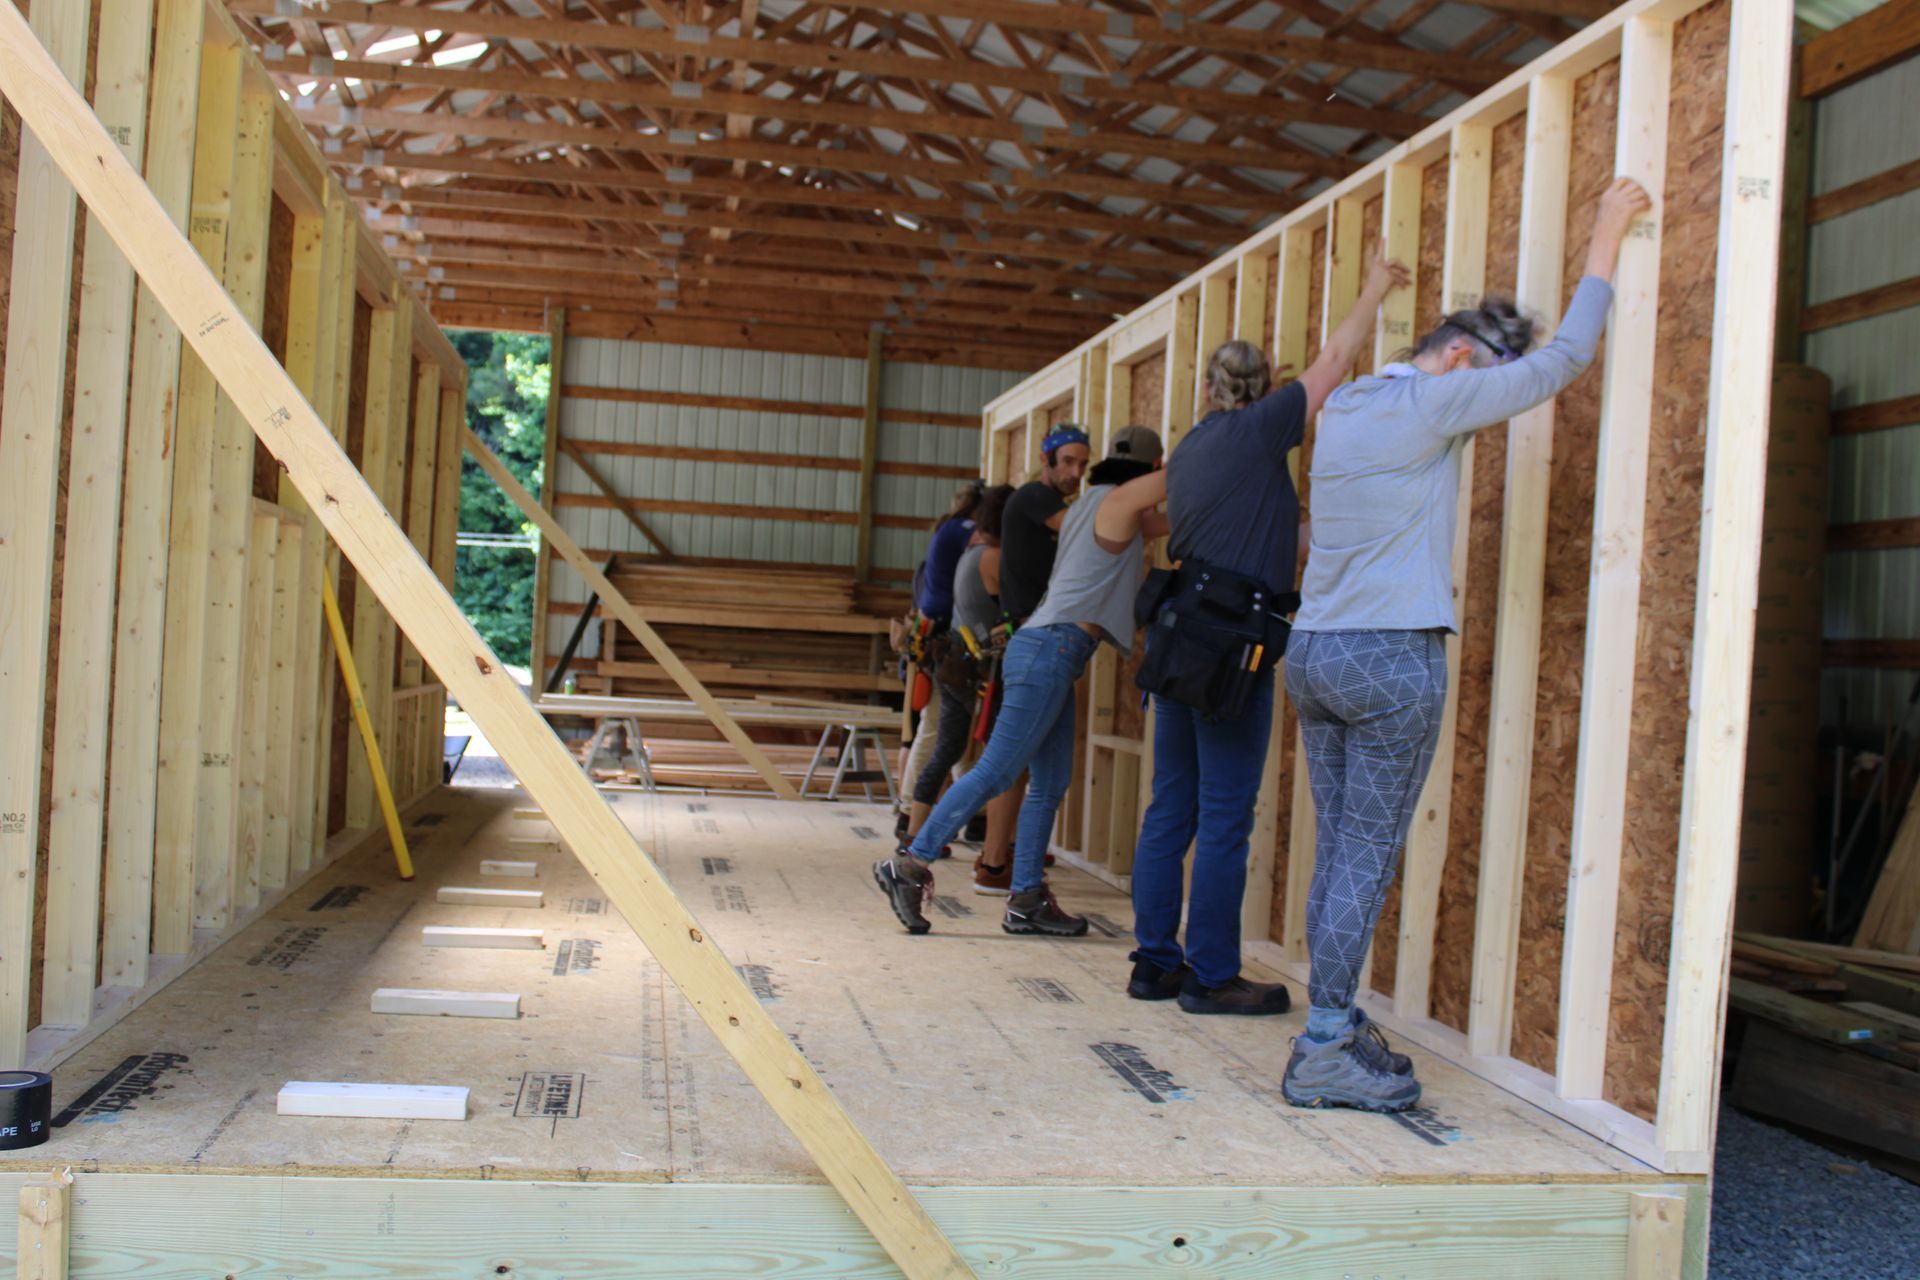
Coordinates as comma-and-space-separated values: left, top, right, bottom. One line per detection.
874, 429, 1166, 937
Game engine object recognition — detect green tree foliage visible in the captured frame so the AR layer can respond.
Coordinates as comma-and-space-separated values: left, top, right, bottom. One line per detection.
451, 328, 549, 668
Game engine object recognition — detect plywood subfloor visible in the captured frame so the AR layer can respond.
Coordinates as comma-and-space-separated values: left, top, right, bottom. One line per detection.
3, 788, 1656, 1188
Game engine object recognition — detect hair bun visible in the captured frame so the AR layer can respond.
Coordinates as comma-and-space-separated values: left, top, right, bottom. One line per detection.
1475, 295, 1538, 357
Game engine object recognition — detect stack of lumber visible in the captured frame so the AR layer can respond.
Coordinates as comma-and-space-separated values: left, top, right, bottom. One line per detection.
1728, 934, 1920, 1169
1857, 785, 1920, 954
580, 563, 902, 710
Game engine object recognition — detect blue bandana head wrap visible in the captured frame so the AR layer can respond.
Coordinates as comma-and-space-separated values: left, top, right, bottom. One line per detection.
1041, 425, 1089, 457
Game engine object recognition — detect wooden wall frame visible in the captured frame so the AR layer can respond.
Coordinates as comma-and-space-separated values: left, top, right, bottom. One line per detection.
3, 0, 463, 1071
979, 0, 1794, 1178
0, 5, 967, 1275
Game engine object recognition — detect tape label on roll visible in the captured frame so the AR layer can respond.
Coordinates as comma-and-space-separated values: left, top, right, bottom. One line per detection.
53, 1051, 191, 1127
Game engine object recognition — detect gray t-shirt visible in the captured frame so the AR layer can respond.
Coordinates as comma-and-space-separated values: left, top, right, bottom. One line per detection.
1025, 486, 1144, 654
1168, 380, 1308, 591
952, 542, 998, 640
1293, 275, 1615, 634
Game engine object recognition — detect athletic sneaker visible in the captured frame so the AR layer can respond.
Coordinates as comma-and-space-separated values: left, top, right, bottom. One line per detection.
1350, 1008, 1413, 1076
1177, 974, 1291, 1016
1127, 955, 1190, 1001
872, 854, 932, 935
1002, 885, 1088, 937
972, 857, 1012, 896
1281, 1031, 1422, 1113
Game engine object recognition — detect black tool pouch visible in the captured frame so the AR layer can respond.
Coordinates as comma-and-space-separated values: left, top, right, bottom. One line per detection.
1134, 560, 1297, 722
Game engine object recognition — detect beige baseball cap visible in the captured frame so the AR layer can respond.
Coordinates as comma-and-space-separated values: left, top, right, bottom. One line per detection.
1106, 424, 1164, 465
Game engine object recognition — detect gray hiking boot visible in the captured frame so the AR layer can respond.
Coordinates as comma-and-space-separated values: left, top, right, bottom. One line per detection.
1002, 884, 1088, 937
873, 852, 933, 935
1350, 1008, 1413, 1076
1282, 1029, 1422, 1112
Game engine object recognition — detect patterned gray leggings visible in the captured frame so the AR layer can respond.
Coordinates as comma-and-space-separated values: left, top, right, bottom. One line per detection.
1283, 630, 1449, 1012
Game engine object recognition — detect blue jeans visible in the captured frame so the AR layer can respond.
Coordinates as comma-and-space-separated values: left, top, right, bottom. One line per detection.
908, 624, 1097, 894
1130, 672, 1276, 988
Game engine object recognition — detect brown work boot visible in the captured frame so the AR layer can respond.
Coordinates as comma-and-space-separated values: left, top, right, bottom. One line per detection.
1002, 884, 1088, 937
972, 856, 1012, 896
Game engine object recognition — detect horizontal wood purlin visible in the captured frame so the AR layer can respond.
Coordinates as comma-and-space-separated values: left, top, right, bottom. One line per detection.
562, 438, 972, 481
554, 492, 922, 530
1822, 638, 1920, 668
1832, 394, 1920, 436
1808, 158, 1920, 225
1801, 274, 1920, 332
437, 305, 1050, 373
1827, 517, 1920, 551
562, 384, 978, 428
1799, 0, 1920, 98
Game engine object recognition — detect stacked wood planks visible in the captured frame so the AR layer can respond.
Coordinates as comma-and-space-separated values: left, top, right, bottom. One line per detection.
562, 562, 910, 710
1727, 934, 1920, 1169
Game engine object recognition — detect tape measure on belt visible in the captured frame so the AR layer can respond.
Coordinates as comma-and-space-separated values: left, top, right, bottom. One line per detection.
0, 1069, 53, 1150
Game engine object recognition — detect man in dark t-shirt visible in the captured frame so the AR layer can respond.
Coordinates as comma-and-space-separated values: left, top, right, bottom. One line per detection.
999, 425, 1090, 620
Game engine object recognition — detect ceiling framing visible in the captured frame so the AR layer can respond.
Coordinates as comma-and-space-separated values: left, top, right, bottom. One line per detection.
229, 0, 1602, 367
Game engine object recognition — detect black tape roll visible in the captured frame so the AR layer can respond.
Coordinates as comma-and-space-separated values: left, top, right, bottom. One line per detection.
0, 1069, 53, 1150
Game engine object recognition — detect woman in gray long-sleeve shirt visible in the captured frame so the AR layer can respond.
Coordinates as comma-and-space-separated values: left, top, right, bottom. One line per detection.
1280, 177, 1653, 1115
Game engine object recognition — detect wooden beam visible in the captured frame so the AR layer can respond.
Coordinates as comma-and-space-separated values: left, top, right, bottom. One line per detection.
348, 299, 411, 830
1828, 517, 1920, 551
1800, 0, 1920, 98
432, 381, 465, 589
1162, 290, 1201, 451
1374, 163, 1422, 368
466, 432, 806, 802
854, 328, 884, 581
1271, 223, 1314, 962
1808, 157, 1920, 225
280, 209, 329, 872
44, 0, 148, 1029
562, 440, 972, 479
1556, 12, 1674, 1099
1191, 272, 1232, 426
278, 55, 1360, 178
234, 0, 1498, 113
1822, 638, 1920, 668
0, 13, 973, 1265
195, 85, 276, 932
264, 514, 303, 892
1232, 251, 1281, 939
1832, 393, 1920, 436
400, 362, 444, 685
1459, 77, 1572, 1030
104, 0, 204, 988
16, 1178, 69, 1280
1801, 273, 1920, 333
0, 0, 89, 1060
555, 438, 675, 558
376, 182, 1228, 272
301, 101, 1354, 199
152, 32, 244, 953
529, 307, 567, 700
235, 505, 279, 910
1625, 1192, 1688, 1280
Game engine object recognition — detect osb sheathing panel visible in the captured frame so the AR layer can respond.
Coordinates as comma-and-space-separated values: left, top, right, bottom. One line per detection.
1607, 0, 1728, 1119
1357, 196, 1384, 378
1507, 62, 1621, 1067
1415, 161, 1450, 341
256, 193, 295, 499
1421, 114, 1528, 1017
1128, 349, 1166, 429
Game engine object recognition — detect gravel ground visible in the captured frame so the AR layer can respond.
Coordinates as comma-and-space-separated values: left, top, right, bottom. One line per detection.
1711, 1106, 1920, 1277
